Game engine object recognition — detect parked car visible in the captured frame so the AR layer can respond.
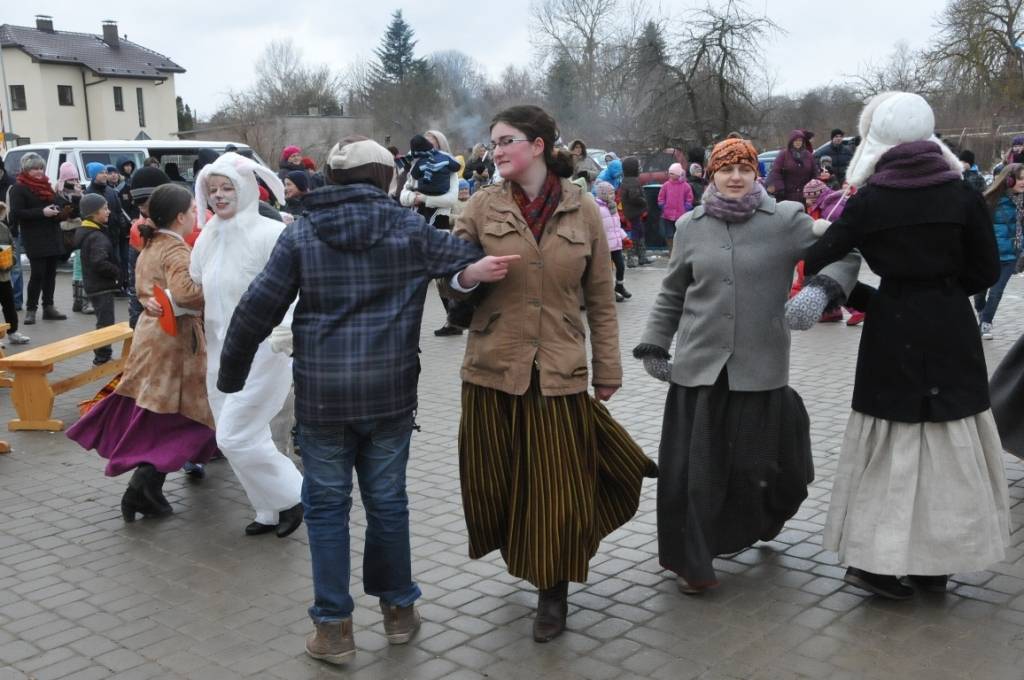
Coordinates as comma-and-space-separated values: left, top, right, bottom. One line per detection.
2, 140, 265, 187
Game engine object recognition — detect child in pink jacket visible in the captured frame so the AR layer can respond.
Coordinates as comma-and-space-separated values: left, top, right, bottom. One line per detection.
595, 181, 631, 301
657, 163, 694, 255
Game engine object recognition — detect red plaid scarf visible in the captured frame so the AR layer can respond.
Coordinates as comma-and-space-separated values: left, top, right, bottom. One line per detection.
512, 172, 562, 242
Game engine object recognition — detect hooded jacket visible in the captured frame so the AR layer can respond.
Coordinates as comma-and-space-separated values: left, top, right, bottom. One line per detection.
619, 158, 647, 222
657, 176, 695, 222
766, 130, 818, 203
597, 159, 623, 189
217, 183, 484, 425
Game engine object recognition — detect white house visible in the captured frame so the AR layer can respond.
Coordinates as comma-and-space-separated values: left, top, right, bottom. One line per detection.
0, 15, 184, 148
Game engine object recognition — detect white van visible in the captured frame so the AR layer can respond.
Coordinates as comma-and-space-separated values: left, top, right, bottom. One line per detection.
1, 140, 266, 186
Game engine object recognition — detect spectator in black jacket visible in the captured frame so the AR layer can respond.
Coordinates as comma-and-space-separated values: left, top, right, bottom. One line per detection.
620, 157, 651, 265
815, 129, 855, 184
73, 193, 120, 365
959, 149, 987, 193
8, 153, 68, 324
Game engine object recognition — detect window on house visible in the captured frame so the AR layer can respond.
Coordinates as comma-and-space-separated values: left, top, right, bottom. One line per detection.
136, 88, 145, 127
113, 86, 124, 111
57, 85, 74, 106
9, 85, 26, 110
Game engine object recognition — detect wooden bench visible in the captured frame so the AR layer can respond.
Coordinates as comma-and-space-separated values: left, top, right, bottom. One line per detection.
0, 322, 133, 432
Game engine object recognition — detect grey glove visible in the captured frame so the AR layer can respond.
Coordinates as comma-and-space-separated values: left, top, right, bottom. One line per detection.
642, 356, 672, 382
785, 285, 830, 331
633, 343, 672, 383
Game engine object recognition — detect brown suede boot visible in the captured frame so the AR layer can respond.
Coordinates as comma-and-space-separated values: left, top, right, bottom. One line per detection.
533, 581, 568, 642
305, 619, 355, 664
380, 603, 421, 644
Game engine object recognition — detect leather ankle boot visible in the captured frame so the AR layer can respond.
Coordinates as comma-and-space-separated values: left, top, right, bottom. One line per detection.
533, 581, 568, 642
305, 618, 355, 664
42, 305, 66, 320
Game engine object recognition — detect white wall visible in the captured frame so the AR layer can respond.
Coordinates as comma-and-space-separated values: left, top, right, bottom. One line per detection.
1, 46, 180, 144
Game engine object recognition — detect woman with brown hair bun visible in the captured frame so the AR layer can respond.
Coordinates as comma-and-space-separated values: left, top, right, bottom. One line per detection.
67, 183, 217, 521
447, 104, 657, 643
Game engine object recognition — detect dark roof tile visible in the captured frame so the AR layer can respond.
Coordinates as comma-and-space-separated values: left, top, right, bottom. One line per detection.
0, 24, 185, 79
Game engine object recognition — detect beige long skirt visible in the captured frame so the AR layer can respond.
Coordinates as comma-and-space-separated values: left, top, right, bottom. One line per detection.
824, 409, 1010, 575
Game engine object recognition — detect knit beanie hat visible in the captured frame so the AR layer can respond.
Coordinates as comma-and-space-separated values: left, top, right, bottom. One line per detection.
803, 179, 827, 197
301, 157, 316, 171
1013, 136, 1024, 146
689, 162, 703, 177
409, 134, 433, 154
706, 138, 759, 178
79, 193, 108, 219
104, 165, 118, 174
57, 161, 79, 183
281, 145, 302, 162
594, 180, 616, 204
130, 166, 171, 202
458, 179, 470, 191
668, 162, 684, 177
285, 170, 309, 193
85, 162, 105, 180
326, 138, 395, 192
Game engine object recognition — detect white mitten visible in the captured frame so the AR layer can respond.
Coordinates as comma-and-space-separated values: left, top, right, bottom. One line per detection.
785, 285, 830, 330
812, 218, 832, 236
269, 326, 293, 355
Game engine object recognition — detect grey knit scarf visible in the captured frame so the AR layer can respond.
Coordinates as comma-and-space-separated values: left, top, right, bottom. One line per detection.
701, 182, 765, 223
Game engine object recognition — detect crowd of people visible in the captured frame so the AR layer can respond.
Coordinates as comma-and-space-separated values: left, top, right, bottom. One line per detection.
0, 91, 1021, 666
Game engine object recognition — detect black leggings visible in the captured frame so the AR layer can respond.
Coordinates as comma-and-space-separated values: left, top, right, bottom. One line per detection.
27, 256, 59, 310
0, 281, 18, 333
611, 250, 625, 283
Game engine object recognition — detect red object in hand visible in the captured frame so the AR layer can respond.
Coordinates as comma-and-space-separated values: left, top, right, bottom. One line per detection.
151, 286, 177, 336
622, 238, 634, 250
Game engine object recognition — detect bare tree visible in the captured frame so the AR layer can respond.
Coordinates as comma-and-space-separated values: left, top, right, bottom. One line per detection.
847, 41, 937, 99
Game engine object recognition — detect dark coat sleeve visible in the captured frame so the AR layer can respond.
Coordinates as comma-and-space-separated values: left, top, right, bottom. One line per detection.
959, 189, 1001, 294
803, 193, 864, 275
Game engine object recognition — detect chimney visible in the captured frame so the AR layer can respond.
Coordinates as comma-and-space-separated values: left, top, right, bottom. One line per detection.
35, 15, 54, 33
102, 20, 120, 48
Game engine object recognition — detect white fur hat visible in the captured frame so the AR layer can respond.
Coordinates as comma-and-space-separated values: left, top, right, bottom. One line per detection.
845, 92, 961, 188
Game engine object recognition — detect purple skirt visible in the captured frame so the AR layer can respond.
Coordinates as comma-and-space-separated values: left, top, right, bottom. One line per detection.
67, 393, 218, 477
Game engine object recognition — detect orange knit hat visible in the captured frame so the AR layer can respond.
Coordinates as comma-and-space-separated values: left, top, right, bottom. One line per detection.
706, 138, 760, 178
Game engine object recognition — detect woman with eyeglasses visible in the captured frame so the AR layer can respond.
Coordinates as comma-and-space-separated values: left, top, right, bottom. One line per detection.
445, 105, 657, 643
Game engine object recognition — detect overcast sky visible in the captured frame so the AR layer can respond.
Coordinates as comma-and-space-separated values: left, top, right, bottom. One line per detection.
6, 1, 943, 119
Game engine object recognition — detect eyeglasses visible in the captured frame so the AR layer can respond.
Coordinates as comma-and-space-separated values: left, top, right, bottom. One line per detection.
485, 137, 531, 152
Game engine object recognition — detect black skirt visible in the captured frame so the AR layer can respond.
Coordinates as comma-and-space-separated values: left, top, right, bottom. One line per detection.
990, 332, 1024, 459
658, 369, 814, 586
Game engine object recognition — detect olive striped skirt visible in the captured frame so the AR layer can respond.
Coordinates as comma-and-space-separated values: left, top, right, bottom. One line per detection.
459, 379, 657, 589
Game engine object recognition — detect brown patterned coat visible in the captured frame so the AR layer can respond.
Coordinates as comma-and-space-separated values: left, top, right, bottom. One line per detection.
116, 231, 214, 428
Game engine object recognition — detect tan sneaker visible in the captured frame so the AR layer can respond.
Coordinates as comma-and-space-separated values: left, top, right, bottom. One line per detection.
305, 619, 355, 664
380, 603, 421, 644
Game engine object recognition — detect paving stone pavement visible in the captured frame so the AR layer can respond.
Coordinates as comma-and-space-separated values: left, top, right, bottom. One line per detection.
1, 265, 1024, 680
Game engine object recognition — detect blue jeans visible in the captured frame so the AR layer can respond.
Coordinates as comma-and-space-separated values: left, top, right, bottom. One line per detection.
297, 413, 421, 623
11, 235, 24, 308
974, 260, 1016, 324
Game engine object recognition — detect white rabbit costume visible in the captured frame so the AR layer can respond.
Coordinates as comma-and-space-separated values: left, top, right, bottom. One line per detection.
191, 153, 302, 525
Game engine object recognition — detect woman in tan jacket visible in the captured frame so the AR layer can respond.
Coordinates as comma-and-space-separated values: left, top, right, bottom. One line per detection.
449, 105, 657, 643
68, 184, 217, 522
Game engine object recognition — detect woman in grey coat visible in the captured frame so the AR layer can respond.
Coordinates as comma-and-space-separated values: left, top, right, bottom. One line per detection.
634, 138, 859, 594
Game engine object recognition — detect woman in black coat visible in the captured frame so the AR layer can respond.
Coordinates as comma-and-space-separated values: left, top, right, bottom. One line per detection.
800, 92, 1009, 601
7, 153, 68, 323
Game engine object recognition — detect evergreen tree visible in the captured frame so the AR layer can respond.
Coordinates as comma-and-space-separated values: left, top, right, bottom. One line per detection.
373, 10, 427, 84
176, 96, 195, 131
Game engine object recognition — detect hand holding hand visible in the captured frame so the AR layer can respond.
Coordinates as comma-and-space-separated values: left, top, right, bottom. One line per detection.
459, 255, 521, 287
642, 356, 672, 382
785, 285, 830, 330
812, 218, 832, 237
43, 205, 60, 218
269, 326, 293, 355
